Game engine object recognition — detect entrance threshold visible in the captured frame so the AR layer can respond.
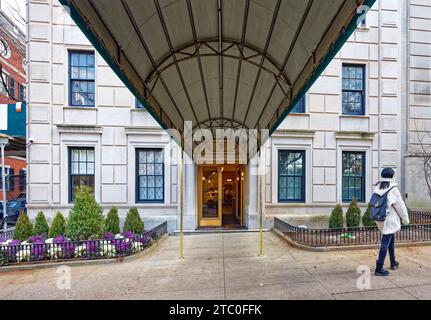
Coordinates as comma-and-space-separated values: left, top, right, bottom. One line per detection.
173, 228, 270, 235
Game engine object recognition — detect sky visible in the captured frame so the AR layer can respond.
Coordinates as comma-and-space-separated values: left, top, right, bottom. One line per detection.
1, 0, 26, 32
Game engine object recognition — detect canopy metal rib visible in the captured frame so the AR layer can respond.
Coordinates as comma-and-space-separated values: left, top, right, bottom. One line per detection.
186, 0, 213, 133
272, 0, 348, 129
144, 40, 290, 92
254, 0, 314, 129
86, 0, 175, 128
154, 0, 200, 127
120, 0, 185, 125
218, 0, 224, 126
242, 0, 281, 128
231, 0, 250, 127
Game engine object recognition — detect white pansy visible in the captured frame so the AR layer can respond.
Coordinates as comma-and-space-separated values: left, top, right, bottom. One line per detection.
114, 234, 124, 240
47, 245, 62, 259
16, 249, 31, 262
132, 241, 143, 252
21, 241, 30, 245
74, 245, 87, 258
100, 244, 116, 258
45, 238, 54, 244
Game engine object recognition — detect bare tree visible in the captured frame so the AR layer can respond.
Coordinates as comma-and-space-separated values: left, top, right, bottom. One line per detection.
409, 120, 431, 200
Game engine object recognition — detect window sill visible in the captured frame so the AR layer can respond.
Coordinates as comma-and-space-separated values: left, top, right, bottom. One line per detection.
340, 114, 369, 119
64, 106, 97, 110
355, 26, 369, 32
288, 113, 309, 117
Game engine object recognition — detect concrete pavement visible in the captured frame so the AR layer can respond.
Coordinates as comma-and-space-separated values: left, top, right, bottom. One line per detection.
1, 232, 431, 300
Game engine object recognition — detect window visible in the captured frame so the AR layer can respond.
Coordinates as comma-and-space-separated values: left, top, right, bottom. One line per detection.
8, 77, 15, 99
69, 51, 95, 107
136, 99, 145, 109
342, 64, 365, 115
69, 147, 95, 201
136, 149, 164, 203
278, 150, 305, 202
19, 169, 26, 192
18, 84, 25, 102
1, 73, 9, 96
342, 152, 365, 203
290, 96, 306, 114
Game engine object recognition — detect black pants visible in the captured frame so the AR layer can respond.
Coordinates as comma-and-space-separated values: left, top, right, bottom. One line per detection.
377, 233, 395, 266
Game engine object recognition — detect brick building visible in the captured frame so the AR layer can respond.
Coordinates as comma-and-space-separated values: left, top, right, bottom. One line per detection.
0, 6, 25, 105
0, 5, 26, 204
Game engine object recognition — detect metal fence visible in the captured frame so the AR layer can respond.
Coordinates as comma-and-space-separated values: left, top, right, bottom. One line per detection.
0, 228, 14, 241
274, 210, 431, 248
0, 221, 167, 266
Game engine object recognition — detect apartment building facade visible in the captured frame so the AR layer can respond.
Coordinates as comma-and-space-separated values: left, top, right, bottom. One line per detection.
26, 0, 431, 232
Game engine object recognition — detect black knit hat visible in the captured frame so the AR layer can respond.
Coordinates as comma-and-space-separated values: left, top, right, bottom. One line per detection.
381, 167, 395, 179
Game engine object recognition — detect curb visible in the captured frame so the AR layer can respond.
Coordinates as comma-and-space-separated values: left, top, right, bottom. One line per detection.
272, 229, 431, 252
0, 234, 168, 273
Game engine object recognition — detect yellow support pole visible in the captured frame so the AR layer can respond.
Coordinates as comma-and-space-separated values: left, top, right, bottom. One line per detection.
179, 150, 184, 259
258, 149, 263, 257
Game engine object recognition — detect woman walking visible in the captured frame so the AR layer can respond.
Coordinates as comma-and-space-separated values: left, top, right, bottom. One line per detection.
373, 168, 410, 276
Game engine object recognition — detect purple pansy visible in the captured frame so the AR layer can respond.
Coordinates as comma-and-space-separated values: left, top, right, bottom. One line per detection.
103, 232, 115, 241
122, 231, 135, 239
53, 235, 66, 244
86, 241, 99, 256
31, 244, 46, 260
28, 235, 45, 244
9, 239, 21, 246
113, 239, 132, 254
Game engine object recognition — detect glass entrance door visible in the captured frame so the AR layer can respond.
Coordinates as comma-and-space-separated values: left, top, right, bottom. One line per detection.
199, 166, 222, 227
198, 165, 244, 228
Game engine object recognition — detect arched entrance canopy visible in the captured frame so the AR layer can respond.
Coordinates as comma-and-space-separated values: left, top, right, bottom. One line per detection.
60, 0, 375, 152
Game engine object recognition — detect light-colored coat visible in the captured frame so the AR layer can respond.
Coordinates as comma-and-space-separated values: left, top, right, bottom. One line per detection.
374, 179, 410, 235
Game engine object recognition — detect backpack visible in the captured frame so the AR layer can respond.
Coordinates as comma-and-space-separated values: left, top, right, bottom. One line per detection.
369, 186, 396, 222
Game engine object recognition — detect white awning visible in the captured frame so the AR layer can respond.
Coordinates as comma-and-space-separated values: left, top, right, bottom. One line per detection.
60, 0, 375, 149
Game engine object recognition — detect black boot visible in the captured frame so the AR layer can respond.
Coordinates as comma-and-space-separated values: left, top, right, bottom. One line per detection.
390, 257, 399, 270
375, 261, 390, 276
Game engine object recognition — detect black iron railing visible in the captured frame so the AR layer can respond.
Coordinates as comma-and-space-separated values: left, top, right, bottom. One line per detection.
274, 210, 431, 248
0, 229, 14, 241
0, 221, 167, 266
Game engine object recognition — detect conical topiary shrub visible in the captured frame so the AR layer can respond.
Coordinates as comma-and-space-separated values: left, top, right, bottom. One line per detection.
123, 207, 144, 234
49, 211, 67, 238
362, 204, 376, 227
329, 204, 344, 229
33, 211, 49, 236
65, 186, 105, 240
105, 206, 120, 234
346, 197, 361, 228
14, 212, 34, 241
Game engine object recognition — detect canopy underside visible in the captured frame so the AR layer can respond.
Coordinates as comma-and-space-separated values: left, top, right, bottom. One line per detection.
60, 0, 375, 149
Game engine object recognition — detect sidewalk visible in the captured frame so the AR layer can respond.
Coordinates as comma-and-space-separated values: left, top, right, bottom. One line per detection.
1, 232, 430, 300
